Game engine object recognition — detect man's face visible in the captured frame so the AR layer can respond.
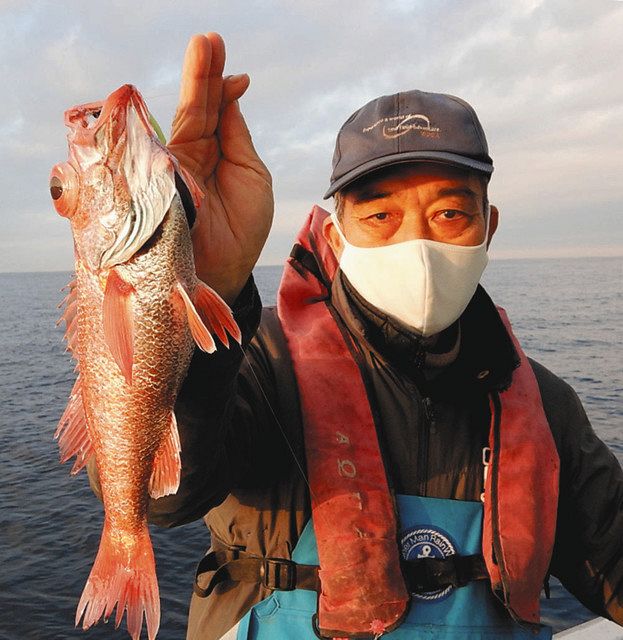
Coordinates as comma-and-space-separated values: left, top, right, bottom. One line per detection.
324, 163, 498, 256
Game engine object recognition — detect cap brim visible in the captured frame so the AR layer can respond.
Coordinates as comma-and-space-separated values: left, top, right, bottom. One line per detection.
323, 151, 494, 199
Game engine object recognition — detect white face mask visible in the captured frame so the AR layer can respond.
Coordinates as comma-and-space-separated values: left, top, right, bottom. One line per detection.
331, 210, 490, 337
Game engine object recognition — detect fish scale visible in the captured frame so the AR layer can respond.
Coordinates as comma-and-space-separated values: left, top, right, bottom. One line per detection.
51, 84, 242, 640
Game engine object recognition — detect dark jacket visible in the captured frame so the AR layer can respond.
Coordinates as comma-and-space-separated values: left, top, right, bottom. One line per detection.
89, 273, 623, 640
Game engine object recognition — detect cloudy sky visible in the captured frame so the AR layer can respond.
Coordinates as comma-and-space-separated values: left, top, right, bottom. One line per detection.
2, 0, 622, 272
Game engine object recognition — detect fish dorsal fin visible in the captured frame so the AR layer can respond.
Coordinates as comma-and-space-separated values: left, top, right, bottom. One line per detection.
148, 411, 181, 499
57, 276, 79, 357
55, 376, 93, 475
103, 269, 135, 384
98, 109, 176, 269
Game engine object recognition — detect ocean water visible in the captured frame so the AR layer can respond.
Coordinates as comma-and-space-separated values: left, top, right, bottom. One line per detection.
0, 257, 621, 639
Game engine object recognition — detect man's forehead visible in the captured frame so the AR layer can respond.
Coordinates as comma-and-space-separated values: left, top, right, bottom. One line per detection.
344, 162, 484, 201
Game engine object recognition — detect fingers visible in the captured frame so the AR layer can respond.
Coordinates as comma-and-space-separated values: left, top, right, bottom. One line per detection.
203, 33, 226, 138
170, 33, 225, 145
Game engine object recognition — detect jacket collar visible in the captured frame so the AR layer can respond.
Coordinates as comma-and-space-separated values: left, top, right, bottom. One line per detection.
330, 269, 519, 400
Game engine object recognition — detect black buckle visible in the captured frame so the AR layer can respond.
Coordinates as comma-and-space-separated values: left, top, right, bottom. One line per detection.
404, 555, 485, 594
408, 558, 440, 593
453, 556, 471, 588
261, 557, 297, 591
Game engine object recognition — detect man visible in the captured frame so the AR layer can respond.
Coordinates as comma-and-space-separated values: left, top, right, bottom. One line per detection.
91, 33, 623, 639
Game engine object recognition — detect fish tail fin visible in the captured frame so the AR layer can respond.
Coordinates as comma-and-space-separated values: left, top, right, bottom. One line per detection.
76, 521, 160, 640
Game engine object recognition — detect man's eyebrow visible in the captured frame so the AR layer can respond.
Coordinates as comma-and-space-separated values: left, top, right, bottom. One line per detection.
351, 190, 391, 205
436, 186, 479, 200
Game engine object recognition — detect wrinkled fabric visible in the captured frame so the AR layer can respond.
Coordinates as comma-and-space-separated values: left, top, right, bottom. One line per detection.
277, 223, 409, 635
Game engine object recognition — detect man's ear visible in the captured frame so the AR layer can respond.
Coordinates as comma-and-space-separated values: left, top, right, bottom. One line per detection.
486, 205, 499, 249
323, 215, 344, 259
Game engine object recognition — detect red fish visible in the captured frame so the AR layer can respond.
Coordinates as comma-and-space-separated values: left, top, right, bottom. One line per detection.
52, 84, 240, 639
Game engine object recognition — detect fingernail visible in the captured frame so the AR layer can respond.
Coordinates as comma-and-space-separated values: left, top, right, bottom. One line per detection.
230, 73, 248, 83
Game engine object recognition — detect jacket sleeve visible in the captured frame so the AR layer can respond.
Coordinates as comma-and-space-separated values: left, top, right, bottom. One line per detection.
531, 359, 623, 623
87, 276, 290, 528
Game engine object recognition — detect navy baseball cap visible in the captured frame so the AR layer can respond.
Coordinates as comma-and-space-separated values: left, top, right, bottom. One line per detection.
324, 89, 493, 199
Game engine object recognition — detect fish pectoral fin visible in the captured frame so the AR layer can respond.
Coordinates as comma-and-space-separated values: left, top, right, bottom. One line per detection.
148, 411, 181, 499
103, 269, 135, 384
175, 280, 241, 351
192, 280, 242, 348
175, 282, 216, 353
54, 376, 94, 475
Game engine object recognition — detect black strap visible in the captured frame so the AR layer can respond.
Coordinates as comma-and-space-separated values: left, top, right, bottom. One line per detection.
289, 243, 325, 284
402, 554, 488, 592
194, 549, 320, 598
194, 549, 488, 598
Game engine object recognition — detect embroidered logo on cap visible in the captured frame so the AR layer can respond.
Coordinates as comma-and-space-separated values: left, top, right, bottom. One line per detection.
362, 114, 441, 140
400, 525, 457, 602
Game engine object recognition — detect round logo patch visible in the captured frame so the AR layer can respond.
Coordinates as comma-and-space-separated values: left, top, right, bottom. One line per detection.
400, 525, 457, 602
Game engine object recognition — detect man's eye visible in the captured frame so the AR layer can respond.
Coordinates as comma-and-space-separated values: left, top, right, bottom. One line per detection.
440, 210, 464, 220
370, 212, 388, 221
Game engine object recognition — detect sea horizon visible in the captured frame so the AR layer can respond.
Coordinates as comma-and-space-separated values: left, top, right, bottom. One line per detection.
1, 252, 622, 276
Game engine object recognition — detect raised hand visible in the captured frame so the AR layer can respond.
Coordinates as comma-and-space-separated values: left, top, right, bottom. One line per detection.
168, 33, 274, 304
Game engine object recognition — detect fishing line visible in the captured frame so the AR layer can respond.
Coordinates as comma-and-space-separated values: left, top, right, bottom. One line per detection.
235, 342, 315, 500
143, 91, 178, 101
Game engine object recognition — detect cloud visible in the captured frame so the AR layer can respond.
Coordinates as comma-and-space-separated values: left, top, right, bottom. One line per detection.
1, 0, 622, 272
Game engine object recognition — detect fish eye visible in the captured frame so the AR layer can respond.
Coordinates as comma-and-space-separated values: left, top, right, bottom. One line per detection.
49, 163, 79, 218
50, 176, 63, 200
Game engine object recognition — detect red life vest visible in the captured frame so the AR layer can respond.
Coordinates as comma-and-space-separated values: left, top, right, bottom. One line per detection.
276, 206, 560, 638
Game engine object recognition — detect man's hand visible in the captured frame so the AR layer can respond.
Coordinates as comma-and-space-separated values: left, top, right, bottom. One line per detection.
168, 33, 273, 304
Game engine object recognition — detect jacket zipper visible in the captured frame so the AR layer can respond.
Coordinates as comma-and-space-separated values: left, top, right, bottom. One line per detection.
418, 396, 435, 496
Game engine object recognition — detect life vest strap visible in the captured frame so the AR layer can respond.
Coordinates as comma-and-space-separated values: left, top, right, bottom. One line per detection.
194, 550, 489, 598
402, 553, 489, 592
193, 549, 321, 598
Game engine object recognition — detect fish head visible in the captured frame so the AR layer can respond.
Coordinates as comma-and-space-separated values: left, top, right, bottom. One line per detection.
50, 84, 176, 274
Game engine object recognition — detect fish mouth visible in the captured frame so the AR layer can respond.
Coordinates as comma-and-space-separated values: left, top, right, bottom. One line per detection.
64, 85, 154, 158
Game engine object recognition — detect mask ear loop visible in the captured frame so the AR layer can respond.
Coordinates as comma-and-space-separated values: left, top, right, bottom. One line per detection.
329, 213, 348, 245
483, 204, 492, 249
